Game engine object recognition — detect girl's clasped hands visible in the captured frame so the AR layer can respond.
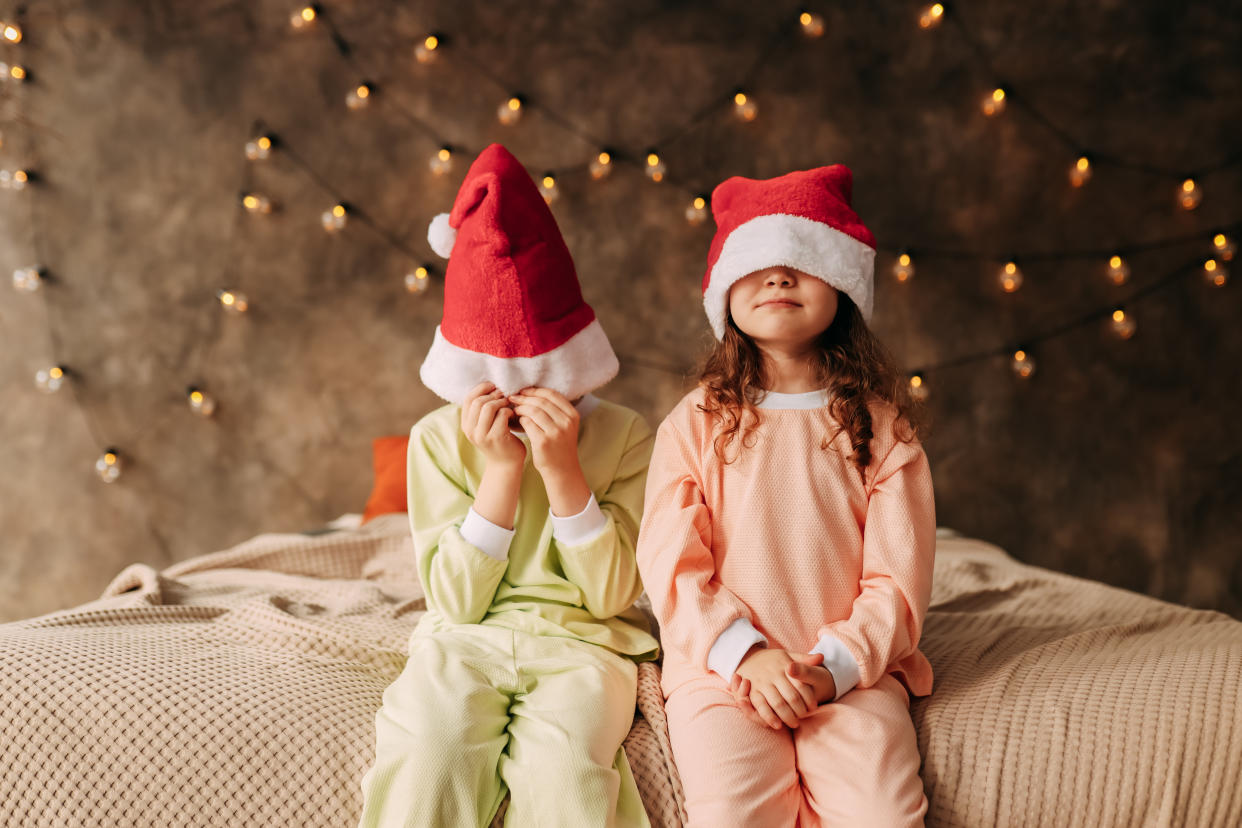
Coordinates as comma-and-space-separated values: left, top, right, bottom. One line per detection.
729, 647, 839, 729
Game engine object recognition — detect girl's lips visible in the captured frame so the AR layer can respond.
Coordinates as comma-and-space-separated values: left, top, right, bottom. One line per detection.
759, 299, 801, 308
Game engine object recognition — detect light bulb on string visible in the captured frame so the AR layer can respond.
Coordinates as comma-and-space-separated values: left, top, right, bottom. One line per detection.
290, 5, 317, 29
498, 96, 523, 125
1179, 178, 1201, 210
733, 91, 757, 122
430, 146, 453, 175
217, 289, 249, 314
1069, 156, 1091, 187
645, 151, 666, 183
998, 260, 1023, 293
12, 266, 42, 293
1203, 258, 1228, 288
346, 82, 373, 110
244, 134, 274, 161
2, 23, 21, 43
686, 196, 708, 225
798, 11, 825, 37
0, 168, 29, 190
981, 87, 1007, 117
405, 265, 433, 294
322, 203, 348, 232
1011, 349, 1036, 378
35, 366, 67, 394
1110, 308, 1136, 339
589, 151, 613, 180
908, 373, 929, 402
186, 387, 217, 417
893, 252, 915, 283
918, 4, 945, 29
415, 34, 440, 64
1106, 255, 1129, 286
4, 63, 27, 82
96, 449, 122, 483
1213, 233, 1235, 261
241, 192, 274, 214
539, 173, 559, 204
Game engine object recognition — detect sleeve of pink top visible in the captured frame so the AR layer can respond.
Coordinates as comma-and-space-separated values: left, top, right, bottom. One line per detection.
636, 415, 760, 676
814, 436, 936, 696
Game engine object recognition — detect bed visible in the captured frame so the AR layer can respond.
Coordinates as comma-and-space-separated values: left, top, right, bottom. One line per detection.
2, 515, 1239, 826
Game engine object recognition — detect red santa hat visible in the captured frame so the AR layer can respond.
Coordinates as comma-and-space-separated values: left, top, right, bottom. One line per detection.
419, 143, 619, 404
702, 163, 877, 339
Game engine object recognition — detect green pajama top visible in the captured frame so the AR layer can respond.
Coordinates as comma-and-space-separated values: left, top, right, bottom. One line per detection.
405, 397, 660, 661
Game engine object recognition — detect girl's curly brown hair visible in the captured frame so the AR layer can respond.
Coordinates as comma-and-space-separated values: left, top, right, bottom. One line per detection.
696, 293, 930, 476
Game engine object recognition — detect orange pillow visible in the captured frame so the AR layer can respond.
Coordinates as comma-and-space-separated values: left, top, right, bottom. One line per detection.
361, 435, 410, 524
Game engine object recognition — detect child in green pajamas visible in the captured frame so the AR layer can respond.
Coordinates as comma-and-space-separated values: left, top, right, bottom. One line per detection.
358, 143, 657, 828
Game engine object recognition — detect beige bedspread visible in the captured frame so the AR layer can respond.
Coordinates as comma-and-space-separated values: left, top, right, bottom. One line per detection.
2, 517, 1239, 827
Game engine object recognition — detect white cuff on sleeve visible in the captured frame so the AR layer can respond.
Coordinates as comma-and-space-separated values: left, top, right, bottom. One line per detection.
550, 493, 608, 547
460, 507, 515, 561
707, 618, 767, 680
810, 634, 862, 700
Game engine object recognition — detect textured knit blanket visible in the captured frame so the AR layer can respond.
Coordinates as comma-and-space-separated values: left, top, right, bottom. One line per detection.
1, 517, 1239, 827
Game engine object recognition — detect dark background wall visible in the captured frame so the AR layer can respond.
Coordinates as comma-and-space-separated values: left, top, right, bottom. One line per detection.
2, 0, 1239, 623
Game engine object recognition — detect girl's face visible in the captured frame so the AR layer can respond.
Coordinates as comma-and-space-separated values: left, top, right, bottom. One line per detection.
727, 266, 839, 349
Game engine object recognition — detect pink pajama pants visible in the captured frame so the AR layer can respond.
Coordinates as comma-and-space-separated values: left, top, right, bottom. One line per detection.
664, 672, 928, 827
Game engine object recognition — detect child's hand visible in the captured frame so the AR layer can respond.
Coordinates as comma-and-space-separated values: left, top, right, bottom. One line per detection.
461, 382, 526, 468
786, 652, 837, 708
508, 387, 581, 477
732, 647, 817, 729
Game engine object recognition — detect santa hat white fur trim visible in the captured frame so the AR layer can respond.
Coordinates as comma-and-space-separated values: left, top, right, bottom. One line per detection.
703, 213, 875, 339
428, 212, 457, 259
418, 318, 620, 404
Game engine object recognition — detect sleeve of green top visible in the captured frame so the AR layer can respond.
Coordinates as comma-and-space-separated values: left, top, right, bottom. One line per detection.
406, 418, 508, 625
554, 415, 655, 620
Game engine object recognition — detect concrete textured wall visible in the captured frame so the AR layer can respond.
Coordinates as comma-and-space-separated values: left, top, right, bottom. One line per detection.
2, 0, 1239, 623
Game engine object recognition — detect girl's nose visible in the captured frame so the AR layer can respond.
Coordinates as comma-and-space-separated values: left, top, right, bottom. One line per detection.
765, 268, 795, 287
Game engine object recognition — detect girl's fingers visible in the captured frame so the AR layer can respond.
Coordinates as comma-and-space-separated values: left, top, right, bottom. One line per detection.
764, 686, 802, 728
478, 397, 510, 434
464, 388, 503, 432
516, 387, 576, 418
513, 403, 557, 435
749, 692, 782, 730
786, 672, 818, 712
485, 406, 513, 442
513, 394, 570, 429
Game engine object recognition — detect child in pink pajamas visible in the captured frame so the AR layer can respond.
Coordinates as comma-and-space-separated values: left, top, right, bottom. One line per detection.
636, 164, 935, 827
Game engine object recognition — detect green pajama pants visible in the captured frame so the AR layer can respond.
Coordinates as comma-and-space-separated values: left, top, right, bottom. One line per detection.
359, 622, 651, 828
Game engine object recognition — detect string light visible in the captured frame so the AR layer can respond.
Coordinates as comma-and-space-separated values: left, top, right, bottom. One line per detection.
430, 146, 453, 175
1110, 308, 1136, 339
1203, 258, 1228, 287
982, 87, 1007, 117
908, 373, 929, 401
918, 4, 945, 29
589, 150, 613, 180
405, 265, 432, 294
244, 134, 273, 161
35, 366, 66, 394
217, 289, 249, 313
186, 387, 217, 417
1011, 349, 1035, 378
96, 449, 122, 483
0, 168, 29, 190
685, 196, 708, 225
645, 151, 666, 182
798, 11, 825, 37
290, 5, 317, 29
12, 266, 41, 293
498, 96, 523, 125
2, 22, 21, 43
1179, 178, 1201, 210
5, 63, 27, 82
733, 91, 758, 122
322, 202, 348, 232
415, 34, 440, 64
893, 252, 915, 282
1214, 233, 1235, 261
539, 173, 559, 204
241, 192, 274, 214
1106, 255, 1130, 286
998, 260, 1023, 293
346, 82, 373, 110
1070, 155, 1092, 187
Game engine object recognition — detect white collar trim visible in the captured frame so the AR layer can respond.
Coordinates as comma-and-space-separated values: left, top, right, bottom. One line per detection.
756, 389, 831, 410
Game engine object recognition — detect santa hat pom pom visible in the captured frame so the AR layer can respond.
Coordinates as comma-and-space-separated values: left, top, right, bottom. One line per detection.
428, 212, 457, 259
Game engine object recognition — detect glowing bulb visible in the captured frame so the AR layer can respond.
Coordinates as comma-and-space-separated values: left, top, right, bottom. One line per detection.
1106, 255, 1130, 286
322, 203, 348, 232
12, 266, 41, 293
919, 4, 945, 29
187, 387, 217, 417
686, 196, 708, 225
498, 96, 523, 125
217, 289, 249, 313
96, 449, 123, 483
346, 83, 372, 110
1179, 178, 1201, 210
244, 135, 273, 161
998, 260, 1023, 293
0, 168, 29, 190
799, 11, 825, 37
405, 265, 432, 294
430, 146, 453, 175
894, 252, 915, 283
645, 151, 666, 182
1213, 233, 1235, 261
1011, 349, 1036, 378
733, 91, 758, 122
589, 151, 613, 180
241, 192, 273, 214
1110, 308, 1136, 339
539, 173, 559, 204
982, 87, 1007, 117
35, 366, 66, 393
9, 64, 26, 81
415, 34, 440, 63
909, 374, 929, 401
1070, 156, 1092, 187
3, 23, 21, 43
1203, 258, 1228, 288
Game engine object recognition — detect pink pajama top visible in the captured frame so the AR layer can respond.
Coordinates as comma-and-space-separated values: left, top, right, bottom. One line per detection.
636, 386, 936, 700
